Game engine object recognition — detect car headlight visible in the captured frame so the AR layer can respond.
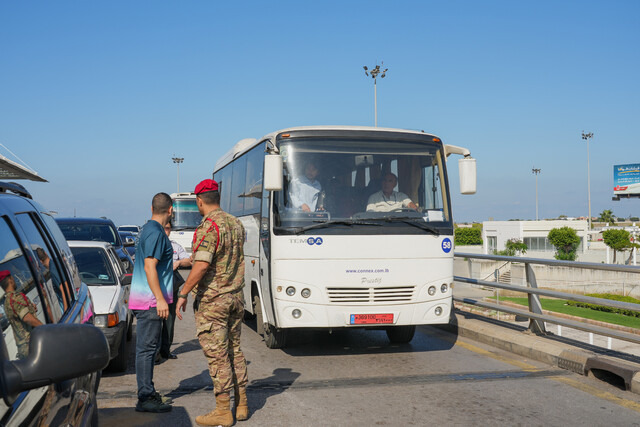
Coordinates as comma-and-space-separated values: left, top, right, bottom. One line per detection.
94, 313, 119, 328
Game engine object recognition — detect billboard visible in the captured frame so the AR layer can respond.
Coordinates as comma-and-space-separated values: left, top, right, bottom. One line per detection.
613, 163, 640, 196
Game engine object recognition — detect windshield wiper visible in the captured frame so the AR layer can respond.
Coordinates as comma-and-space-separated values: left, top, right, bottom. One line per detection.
382, 217, 441, 235
275, 219, 382, 235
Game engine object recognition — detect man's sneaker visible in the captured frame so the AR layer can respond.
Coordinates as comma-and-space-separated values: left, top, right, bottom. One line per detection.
135, 395, 172, 413
152, 391, 173, 405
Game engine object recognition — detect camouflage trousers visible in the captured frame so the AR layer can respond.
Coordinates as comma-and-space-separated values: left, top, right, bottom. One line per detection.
194, 290, 248, 396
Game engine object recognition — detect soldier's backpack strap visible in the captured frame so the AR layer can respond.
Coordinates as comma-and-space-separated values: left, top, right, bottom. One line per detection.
192, 218, 220, 254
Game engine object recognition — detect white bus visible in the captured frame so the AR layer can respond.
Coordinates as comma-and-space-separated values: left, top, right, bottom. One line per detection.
170, 192, 203, 255
213, 126, 476, 348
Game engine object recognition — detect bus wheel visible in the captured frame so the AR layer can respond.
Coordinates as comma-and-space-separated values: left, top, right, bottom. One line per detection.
264, 324, 287, 349
386, 325, 416, 344
253, 293, 265, 336
253, 293, 287, 349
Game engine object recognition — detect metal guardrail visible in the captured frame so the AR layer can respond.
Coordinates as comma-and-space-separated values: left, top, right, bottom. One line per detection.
454, 252, 640, 345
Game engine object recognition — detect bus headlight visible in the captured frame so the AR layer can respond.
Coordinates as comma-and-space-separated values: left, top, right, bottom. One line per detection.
286, 286, 296, 296
301, 288, 311, 298
428, 286, 436, 296
292, 309, 302, 319
435, 306, 443, 316
441, 283, 448, 293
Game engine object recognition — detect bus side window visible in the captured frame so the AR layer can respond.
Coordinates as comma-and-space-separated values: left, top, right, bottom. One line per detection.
243, 144, 264, 215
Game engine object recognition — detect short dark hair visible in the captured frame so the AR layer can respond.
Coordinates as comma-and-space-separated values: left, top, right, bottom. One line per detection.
35, 247, 48, 262
197, 190, 220, 205
152, 193, 172, 214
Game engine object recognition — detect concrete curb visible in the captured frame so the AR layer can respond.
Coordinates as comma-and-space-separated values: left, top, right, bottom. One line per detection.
449, 309, 640, 394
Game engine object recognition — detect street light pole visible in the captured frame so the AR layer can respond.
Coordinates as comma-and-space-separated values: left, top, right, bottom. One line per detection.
172, 156, 184, 193
532, 167, 541, 220
363, 62, 388, 127
581, 131, 594, 232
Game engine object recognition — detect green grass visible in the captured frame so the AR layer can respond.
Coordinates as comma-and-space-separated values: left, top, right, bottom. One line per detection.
490, 296, 640, 329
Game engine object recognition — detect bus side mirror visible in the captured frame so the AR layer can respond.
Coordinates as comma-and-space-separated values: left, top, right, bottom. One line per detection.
264, 155, 283, 191
459, 157, 476, 195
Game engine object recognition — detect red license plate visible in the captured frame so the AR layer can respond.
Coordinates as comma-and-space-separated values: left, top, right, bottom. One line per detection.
350, 313, 394, 325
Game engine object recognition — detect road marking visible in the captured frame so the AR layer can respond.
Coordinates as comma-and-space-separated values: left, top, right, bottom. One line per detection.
454, 338, 541, 372
551, 375, 640, 413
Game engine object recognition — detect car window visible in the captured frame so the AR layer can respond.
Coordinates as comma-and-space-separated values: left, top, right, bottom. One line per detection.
34, 213, 75, 311
70, 247, 117, 286
14, 214, 64, 322
0, 217, 48, 361
40, 213, 81, 296
108, 248, 124, 277
58, 223, 118, 246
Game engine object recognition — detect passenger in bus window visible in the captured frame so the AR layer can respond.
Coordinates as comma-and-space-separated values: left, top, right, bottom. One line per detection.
366, 173, 418, 212
288, 160, 323, 212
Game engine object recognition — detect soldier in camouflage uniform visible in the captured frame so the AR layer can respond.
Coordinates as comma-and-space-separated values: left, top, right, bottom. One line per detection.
176, 179, 249, 427
0, 270, 43, 359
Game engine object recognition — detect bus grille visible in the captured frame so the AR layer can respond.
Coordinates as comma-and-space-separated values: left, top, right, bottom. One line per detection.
326, 286, 415, 303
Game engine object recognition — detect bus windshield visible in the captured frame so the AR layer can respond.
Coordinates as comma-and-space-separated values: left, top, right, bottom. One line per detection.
172, 198, 202, 230
274, 137, 451, 234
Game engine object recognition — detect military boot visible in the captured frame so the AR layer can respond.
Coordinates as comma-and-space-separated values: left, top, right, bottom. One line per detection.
234, 385, 249, 421
195, 393, 233, 427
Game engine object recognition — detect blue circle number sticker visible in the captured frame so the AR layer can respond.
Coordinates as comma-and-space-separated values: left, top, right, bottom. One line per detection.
441, 238, 452, 253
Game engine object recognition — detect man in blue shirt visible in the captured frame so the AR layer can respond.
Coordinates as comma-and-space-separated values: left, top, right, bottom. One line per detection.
129, 192, 174, 413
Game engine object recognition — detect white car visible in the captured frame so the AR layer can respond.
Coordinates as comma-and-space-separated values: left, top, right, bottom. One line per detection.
68, 241, 132, 372
117, 224, 140, 236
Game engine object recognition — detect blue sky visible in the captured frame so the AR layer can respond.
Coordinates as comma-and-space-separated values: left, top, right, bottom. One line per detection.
1, 0, 638, 225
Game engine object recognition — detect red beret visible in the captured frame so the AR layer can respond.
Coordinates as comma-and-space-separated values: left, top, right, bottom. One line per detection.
195, 179, 219, 194
0, 270, 11, 282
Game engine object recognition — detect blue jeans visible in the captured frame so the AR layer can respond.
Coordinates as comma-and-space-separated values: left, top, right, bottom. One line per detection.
133, 307, 162, 400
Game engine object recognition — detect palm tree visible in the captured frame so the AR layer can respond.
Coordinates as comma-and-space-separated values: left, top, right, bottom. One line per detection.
598, 209, 615, 225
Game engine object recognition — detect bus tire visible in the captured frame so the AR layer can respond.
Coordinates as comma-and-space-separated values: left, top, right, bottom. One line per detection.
264, 324, 287, 349
253, 292, 287, 349
386, 325, 416, 344
253, 293, 265, 336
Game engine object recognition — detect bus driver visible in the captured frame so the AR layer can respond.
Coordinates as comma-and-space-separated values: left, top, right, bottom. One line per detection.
366, 172, 418, 212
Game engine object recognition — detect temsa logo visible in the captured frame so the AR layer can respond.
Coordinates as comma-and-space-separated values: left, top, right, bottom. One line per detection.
288, 237, 324, 245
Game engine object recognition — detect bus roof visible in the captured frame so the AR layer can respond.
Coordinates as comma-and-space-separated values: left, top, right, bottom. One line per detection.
213, 125, 440, 173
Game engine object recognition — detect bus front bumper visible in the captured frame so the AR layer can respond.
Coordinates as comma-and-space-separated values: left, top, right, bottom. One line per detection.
272, 297, 451, 329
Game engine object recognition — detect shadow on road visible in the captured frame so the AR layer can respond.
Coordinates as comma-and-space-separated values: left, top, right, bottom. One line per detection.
247, 368, 301, 414
245, 313, 458, 357
173, 338, 201, 355
100, 405, 192, 427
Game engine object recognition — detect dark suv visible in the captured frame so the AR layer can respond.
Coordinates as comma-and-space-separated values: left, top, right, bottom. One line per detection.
55, 217, 135, 274
0, 181, 109, 425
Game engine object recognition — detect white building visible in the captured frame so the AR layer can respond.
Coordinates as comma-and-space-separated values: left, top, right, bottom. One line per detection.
482, 220, 589, 256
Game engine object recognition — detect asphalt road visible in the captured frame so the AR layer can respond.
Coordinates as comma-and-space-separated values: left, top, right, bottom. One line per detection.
98, 289, 640, 426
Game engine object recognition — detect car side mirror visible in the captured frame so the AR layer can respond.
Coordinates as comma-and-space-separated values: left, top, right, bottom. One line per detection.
263, 155, 283, 191
124, 237, 135, 247
121, 273, 132, 286
0, 324, 109, 405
